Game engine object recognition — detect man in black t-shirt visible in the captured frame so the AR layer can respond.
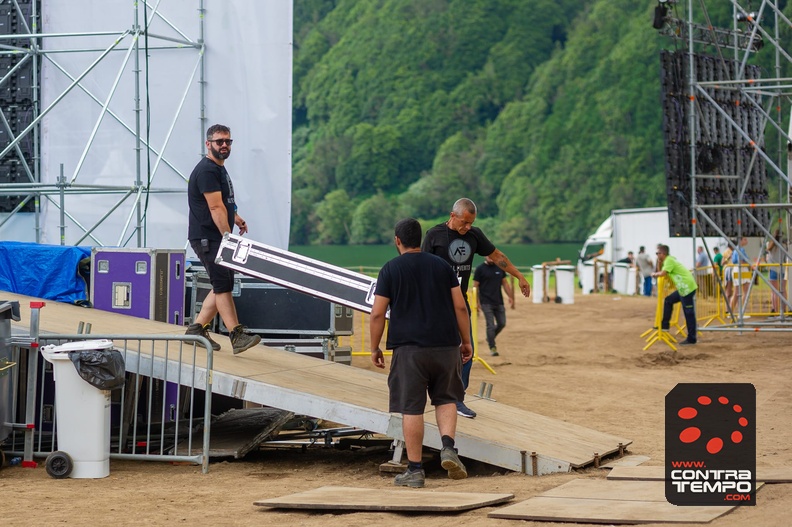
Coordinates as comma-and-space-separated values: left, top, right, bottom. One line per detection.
371, 218, 472, 488
473, 256, 515, 357
422, 198, 531, 419
186, 124, 260, 355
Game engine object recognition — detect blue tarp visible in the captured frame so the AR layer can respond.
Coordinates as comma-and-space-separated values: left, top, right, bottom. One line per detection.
0, 242, 90, 303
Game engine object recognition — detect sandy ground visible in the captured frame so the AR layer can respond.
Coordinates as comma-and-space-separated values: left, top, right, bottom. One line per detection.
2, 292, 792, 526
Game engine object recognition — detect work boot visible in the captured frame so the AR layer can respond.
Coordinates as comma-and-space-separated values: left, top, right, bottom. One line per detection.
490, 346, 499, 356
440, 447, 468, 480
185, 323, 220, 351
229, 325, 261, 355
394, 468, 425, 488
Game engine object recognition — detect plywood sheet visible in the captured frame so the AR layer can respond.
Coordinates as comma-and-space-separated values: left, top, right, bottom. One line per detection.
607, 466, 665, 480
254, 485, 514, 512
608, 465, 792, 483
488, 495, 732, 524
600, 455, 650, 468
541, 479, 668, 502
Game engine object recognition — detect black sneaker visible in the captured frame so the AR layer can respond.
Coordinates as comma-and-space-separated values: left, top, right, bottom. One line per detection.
229, 325, 261, 355
456, 402, 476, 419
679, 340, 697, 346
490, 346, 499, 356
185, 323, 220, 351
394, 468, 425, 488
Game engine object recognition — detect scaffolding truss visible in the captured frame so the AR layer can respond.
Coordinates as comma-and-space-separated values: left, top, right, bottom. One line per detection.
0, 0, 205, 247
658, 0, 792, 329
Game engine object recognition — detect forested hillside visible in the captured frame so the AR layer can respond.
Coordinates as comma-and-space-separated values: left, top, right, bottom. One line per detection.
290, 0, 777, 245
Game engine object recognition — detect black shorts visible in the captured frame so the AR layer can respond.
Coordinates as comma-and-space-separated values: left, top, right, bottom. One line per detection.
388, 345, 464, 415
190, 239, 234, 294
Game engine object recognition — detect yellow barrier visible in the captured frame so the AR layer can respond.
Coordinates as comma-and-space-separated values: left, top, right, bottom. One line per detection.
642, 276, 684, 351
693, 265, 725, 327
715, 263, 790, 321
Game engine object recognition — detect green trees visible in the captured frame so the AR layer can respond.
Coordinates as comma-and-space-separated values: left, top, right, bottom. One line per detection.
292, 0, 756, 245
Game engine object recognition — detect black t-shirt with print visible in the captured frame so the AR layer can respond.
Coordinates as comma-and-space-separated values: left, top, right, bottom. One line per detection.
187, 156, 236, 241
422, 224, 496, 298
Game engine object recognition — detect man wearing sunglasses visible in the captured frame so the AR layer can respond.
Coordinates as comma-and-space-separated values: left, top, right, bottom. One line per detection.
186, 124, 261, 355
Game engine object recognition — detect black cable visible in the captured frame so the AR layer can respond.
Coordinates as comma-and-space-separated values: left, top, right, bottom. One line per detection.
142, 1, 152, 246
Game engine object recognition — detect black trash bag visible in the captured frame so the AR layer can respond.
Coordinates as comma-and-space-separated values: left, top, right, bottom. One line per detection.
68, 349, 126, 390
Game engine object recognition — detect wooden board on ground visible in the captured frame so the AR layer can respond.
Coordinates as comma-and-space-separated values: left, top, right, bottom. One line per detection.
607, 465, 792, 483
599, 455, 650, 469
254, 485, 514, 512
177, 407, 294, 459
488, 478, 743, 524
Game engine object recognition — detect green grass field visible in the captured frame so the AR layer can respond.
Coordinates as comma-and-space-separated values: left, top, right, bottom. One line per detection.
289, 242, 581, 275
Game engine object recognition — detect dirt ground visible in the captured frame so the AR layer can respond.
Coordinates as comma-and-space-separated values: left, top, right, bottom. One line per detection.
2, 292, 792, 526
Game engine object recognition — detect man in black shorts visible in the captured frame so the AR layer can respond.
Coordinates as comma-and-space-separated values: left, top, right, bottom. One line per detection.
422, 198, 530, 418
185, 124, 261, 355
370, 218, 473, 488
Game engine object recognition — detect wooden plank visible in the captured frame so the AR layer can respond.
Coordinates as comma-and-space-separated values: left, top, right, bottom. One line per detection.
254, 485, 514, 512
600, 455, 650, 468
607, 465, 664, 480
451, 398, 631, 467
180, 407, 294, 459
608, 465, 792, 483
487, 495, 733, 524
541, 479, 668, 502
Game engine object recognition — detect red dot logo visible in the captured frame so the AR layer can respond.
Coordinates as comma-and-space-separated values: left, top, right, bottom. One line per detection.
677, 394, 748, 454
707, 437, 724, 454
680, 427, 702, 443
678, 407, 697, 419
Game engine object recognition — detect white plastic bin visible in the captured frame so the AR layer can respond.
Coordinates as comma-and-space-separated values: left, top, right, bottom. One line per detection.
41, 340, 114, 479
531, 265, 550, 304
580, 261, 595, 295
611, 263, 629, 294
626, 266, 638, 296
555, 265, 575, 304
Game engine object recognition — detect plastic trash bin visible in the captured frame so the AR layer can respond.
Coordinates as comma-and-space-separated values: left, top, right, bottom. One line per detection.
611, 263, 629, 294
555, 265, 575, 304
580, 261, 595, 295
41, 339, 121, 479
626, 266, 638, 296
531, 265, 550, 304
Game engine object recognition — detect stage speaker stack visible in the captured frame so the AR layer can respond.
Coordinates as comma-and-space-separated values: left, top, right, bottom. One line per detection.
0, 1, 39, 213
660, 50, 770, 238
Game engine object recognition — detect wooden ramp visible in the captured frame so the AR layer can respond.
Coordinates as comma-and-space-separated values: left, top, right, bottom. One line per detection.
488, 479, 748, 524
5, 292, 631, 475
254, 485, 514, 512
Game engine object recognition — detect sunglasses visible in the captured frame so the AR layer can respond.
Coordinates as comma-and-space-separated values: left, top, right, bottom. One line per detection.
209, 139, 233, 146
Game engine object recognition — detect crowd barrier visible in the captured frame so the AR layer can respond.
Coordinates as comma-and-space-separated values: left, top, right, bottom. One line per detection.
6, 323, 214, 473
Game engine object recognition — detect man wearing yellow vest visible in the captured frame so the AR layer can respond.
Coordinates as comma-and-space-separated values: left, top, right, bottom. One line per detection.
652, 244, 698, 345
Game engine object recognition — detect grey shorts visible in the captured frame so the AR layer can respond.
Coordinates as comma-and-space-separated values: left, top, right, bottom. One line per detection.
190, 239, 235, 294
388, 345, 464, 415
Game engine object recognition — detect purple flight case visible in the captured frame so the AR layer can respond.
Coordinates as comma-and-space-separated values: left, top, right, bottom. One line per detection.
90, 248, 186, 325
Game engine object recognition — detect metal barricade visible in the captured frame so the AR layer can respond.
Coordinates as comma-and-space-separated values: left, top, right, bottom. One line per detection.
6, 334, 214, 474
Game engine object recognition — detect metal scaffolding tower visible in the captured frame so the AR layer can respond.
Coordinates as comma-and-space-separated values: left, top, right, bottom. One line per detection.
0, 0, 204, 247
657, 0, 792, 328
